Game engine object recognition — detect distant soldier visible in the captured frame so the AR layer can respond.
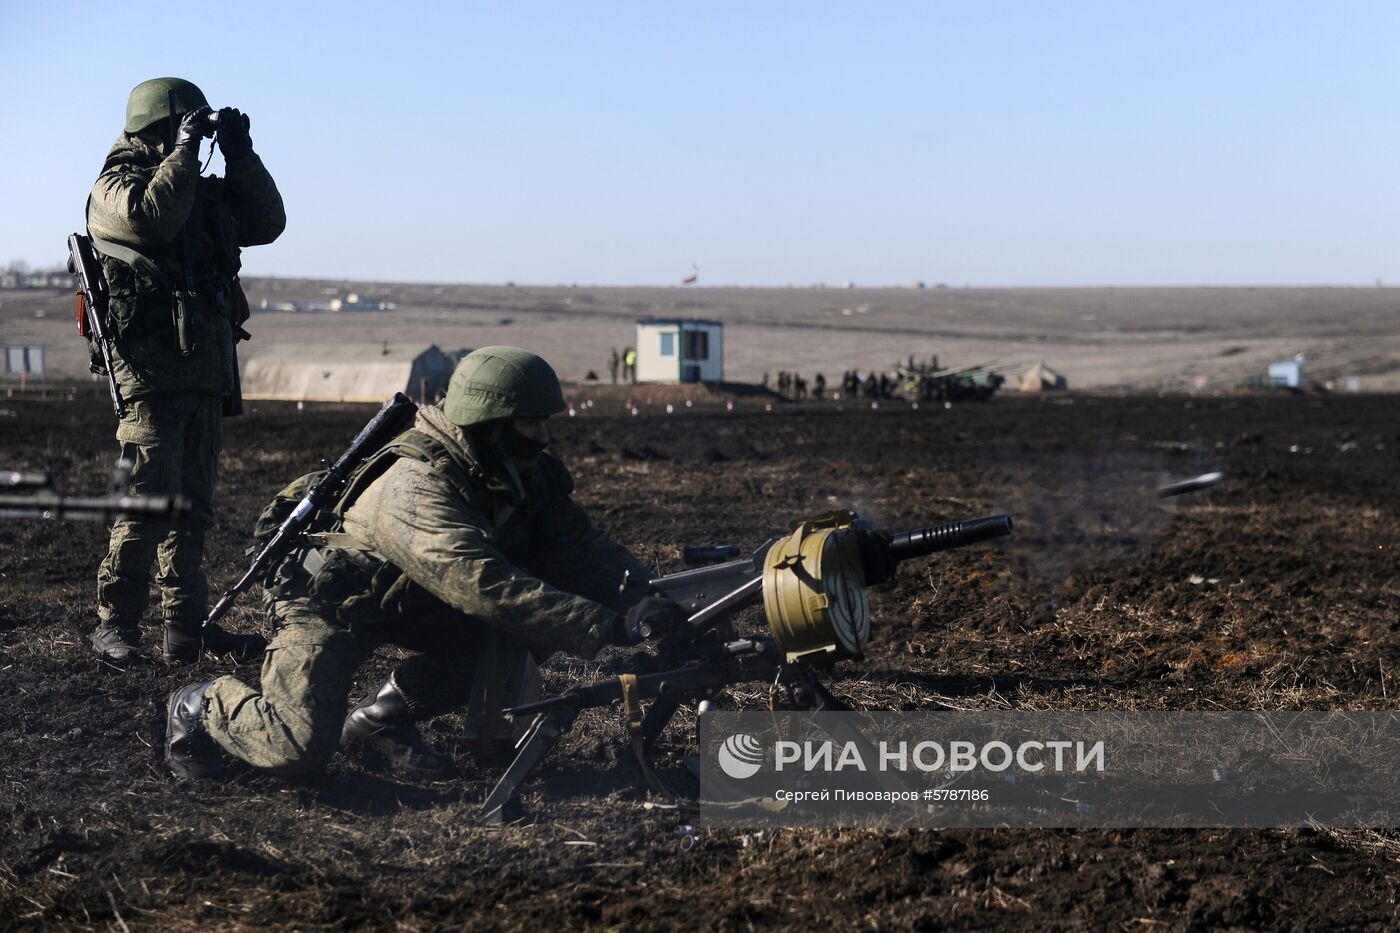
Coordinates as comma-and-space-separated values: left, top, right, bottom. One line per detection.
623, 346, 638, 383
607, 347, 620, 384
165, 348, 689, 781
87, 77, 285, 664
813, 372, 826, 399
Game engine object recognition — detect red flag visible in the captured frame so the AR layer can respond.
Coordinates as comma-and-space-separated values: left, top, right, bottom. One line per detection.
681, 274, 698, 285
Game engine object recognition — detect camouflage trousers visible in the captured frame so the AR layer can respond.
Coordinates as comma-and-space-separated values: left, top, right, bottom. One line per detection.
203, 597, 483, 776
96, 394, 221, 626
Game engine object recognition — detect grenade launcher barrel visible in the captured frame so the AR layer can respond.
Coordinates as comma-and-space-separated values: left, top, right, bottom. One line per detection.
886, 513, 1014, 563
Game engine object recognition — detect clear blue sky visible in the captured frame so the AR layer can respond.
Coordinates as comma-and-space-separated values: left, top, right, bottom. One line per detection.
3, 1, 1397, 286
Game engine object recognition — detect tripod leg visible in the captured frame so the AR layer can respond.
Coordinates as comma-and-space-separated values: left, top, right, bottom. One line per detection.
479, 711, 571, 824
639, 694, 685, 745
783, 664, 850, 712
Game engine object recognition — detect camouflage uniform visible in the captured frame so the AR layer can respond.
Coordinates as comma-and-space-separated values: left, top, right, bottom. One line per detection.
89, 80, 285, 661
193, 369, 652, 777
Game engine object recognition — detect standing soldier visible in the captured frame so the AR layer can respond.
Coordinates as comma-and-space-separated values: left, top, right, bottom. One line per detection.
813, 372, 826, 400
623, 346, 638, 383
87, 77, 285, 663
607, 347, 620, 384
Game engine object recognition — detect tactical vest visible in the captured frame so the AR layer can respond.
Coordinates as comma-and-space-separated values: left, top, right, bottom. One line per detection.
250, 427, 559, 648
89, 181, 248, 344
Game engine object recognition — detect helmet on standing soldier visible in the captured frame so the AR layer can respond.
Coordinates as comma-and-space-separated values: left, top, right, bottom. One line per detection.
124, 77, 209, 134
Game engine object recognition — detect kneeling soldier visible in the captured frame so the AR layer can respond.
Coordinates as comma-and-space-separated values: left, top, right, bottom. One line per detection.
165, 347, 689, 780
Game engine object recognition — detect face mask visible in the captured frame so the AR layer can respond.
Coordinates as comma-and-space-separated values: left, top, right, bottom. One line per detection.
498, 424, 549, 463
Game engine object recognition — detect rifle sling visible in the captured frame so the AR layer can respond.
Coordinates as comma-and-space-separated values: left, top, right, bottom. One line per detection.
88, 235, 171, 289
84, 195, 172, 289
304, 531, 369, 550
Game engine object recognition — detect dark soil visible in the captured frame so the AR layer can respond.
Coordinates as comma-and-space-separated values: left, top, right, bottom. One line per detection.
2, 392, 1400, 930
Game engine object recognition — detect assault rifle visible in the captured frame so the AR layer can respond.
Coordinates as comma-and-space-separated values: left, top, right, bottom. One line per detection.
480, 511, 1014, 822
67, 233, 125, 418
0, 461, 189, 521
204, 392, 418, 628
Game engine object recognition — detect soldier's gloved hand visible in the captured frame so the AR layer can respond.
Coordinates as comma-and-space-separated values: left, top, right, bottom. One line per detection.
215, 107, 253, 160
616, 596, 692, 647
855, 528, 897, 586
174, 105, 215, 155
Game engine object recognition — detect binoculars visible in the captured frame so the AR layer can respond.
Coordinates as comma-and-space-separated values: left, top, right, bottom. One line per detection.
193, 109, 225, 133
189, 108, 247, 136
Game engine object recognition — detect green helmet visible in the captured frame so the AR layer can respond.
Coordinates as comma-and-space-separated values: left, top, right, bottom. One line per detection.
444, 347, 566, 427
124, 77, 208, 134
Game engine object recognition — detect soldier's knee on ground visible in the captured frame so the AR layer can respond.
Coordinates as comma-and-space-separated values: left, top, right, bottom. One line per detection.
205, 665, 348, 778
202, 605, 364, 778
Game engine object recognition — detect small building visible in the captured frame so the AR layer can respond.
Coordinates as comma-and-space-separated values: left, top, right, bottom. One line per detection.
1017, 361, 1067, 392
634, 318, 724, 383
241, 344, 456, 403
4, 345, 44, 377
1268, 357, 1303, 389
330, 293, 396, 312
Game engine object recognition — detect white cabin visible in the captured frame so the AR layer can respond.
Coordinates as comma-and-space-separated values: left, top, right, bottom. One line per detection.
634, 318, 724, 383
1268, 358, 1303, 389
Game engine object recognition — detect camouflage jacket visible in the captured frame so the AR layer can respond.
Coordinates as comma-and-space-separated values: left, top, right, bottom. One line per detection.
336, 405, 653, 659
87, 133, 285, 399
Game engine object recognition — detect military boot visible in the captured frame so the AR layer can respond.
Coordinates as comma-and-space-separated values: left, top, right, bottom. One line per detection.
89, 621, 145, 664
342, 676, 458, 780
165, 682, 240, 780
163, 617, 267, 664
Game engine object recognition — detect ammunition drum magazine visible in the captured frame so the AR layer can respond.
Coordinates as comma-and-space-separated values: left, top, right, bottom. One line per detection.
762, 512, 870, 662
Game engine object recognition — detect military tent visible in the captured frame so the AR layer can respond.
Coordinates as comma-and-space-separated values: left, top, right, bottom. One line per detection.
1017, 361, 1068, 392
241, 344, 457, 403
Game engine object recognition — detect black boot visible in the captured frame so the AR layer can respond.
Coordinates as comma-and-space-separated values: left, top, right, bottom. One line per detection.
342, 676, 458, 780
165, 682, 239, 780
203, 624, 268, 662
163, 618, 267, 664
89, 621, 145, 664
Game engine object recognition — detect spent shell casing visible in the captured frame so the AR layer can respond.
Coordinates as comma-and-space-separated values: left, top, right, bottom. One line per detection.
1157, 471, 1224, 498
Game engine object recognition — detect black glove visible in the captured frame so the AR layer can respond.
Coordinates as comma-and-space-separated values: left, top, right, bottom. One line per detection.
173, 105, 214, 155
216, 107, 253, 160
856, 528, 897, 586
615, 596, 691, 647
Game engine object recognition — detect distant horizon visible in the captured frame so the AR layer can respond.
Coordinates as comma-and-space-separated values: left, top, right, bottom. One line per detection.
5, 261, 1398, 293
245, 277, 1400, 290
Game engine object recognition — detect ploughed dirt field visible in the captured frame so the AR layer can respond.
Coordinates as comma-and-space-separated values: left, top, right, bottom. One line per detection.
2, 391, 1400, 929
